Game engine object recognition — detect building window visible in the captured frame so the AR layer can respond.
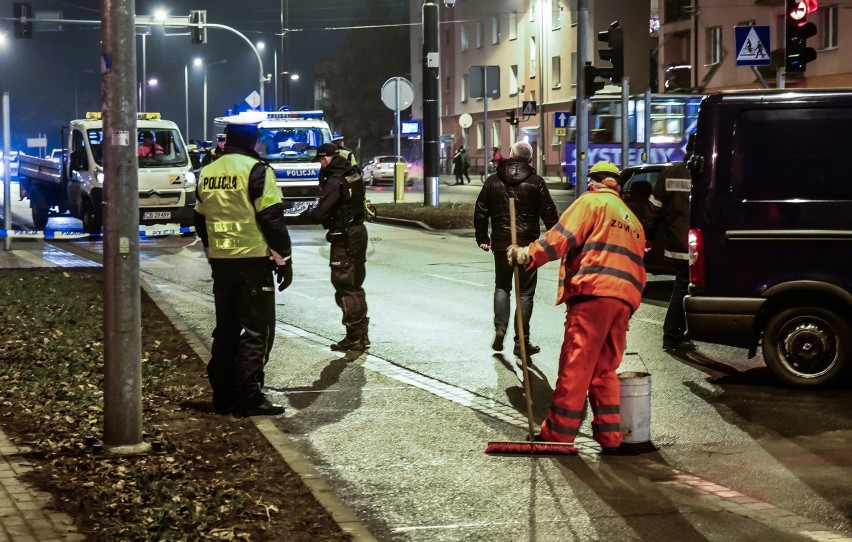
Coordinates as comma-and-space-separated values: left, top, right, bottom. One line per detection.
571, 51, 578, 86
491, 121, 501, 149
460, 25, 469, 52
530, 0, 537, 22
530, 36, 537, 78
552, 56, 561, 88
706, 26, 722, 65
822, 4, 838, 49
445, 75, 451, 94
510, 124, 519, 145
476, 20, 484, 48
461, 74, 468, 102
510, 65, 520, 96
477, 122, 485, 149
552, 0, 563, 30
492, 15, 500, 45
509, 11, 518, 40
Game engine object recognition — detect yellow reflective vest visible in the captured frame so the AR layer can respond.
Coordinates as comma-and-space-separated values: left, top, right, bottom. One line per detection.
196, 153, 282, 258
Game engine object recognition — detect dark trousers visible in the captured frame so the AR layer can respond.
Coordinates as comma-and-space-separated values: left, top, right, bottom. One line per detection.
329, 223, 369, 336
664, 261, 690, 342
493, 250, 538, 343
208, 258, 276, 413
463, 166, 471, 183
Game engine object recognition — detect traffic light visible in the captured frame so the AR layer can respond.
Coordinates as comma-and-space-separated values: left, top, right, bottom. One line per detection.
13, 3, 33, 39
597, 21, 624, 83
785, 0, 817, 73
190, 10, 207, 44
584, 63, 605, 97
506, 110, 518, 125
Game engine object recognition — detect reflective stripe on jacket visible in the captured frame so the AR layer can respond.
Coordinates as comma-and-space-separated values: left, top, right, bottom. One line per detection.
196, 153, 282, 258
528, 188, 647, 311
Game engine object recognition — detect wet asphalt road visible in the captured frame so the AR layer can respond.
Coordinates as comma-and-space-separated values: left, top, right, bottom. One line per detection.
3, 178, 851, 540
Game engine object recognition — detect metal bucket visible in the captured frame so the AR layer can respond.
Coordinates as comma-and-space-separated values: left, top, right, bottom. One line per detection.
618, 371, 652, 444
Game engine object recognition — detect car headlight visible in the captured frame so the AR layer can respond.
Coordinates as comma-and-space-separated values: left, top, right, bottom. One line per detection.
184, 171, 196, 186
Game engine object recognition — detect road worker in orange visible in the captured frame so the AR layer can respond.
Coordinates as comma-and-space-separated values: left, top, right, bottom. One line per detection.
507, 161, 646, 452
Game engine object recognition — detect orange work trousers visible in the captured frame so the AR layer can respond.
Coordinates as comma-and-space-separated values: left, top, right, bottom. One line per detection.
540, 296, 631, 448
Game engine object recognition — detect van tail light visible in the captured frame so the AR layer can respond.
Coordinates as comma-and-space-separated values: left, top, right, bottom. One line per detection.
688, 228, 704, 286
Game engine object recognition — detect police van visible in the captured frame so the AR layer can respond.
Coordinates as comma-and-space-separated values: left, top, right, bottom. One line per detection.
215, 110, 333, 214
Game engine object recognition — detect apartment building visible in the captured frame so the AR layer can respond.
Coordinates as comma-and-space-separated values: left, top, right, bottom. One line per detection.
662, 0, 852, 91
409, 0, 851, 177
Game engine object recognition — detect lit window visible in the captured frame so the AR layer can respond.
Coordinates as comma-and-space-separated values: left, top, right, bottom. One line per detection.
530, 37, 537, 78
706, 26, 722, 65
476, 20, 484, 48
552, 0, 562, 30
492, 16, 500, 45
510, 65, 519, 96
460, 25, 468, 52
509, 11, 518, 40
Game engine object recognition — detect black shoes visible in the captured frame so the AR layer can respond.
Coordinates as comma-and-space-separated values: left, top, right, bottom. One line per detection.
514, 342, 541, 356
233, 398, 285, 417
330, 335, 370, 352
663, 338, 697, 352
492, 329, 506, 351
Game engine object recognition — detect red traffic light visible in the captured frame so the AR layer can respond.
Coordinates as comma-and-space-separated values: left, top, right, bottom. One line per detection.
788, 0, 818, 21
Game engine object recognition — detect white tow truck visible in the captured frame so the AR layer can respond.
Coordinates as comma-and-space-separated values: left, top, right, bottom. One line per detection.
17, 112, 197, 232
214, 109, 333, 213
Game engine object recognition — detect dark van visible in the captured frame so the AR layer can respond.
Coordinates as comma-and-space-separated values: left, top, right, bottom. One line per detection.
684, 89, 852, 387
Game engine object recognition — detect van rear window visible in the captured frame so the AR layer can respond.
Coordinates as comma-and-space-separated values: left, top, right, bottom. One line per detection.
731, 108, 852, 200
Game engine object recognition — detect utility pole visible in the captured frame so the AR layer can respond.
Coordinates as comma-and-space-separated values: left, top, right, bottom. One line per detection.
422, 2, 440, 207
576, 0, 590, 194
101, 0, 148, 454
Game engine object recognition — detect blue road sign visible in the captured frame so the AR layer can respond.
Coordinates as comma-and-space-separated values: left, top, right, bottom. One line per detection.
735, 26, 770, 67
554, 111, 571, 128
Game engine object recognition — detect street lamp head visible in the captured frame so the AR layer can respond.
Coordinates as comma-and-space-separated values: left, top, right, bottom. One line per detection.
257, 41, 266, 50
193, 57, 203, 67
153, 9, 167, 22
290, 73, 300, 81
148, 78, 159, 87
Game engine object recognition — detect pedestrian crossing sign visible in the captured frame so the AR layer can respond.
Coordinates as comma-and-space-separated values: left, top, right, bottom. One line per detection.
735, 26, 770, 67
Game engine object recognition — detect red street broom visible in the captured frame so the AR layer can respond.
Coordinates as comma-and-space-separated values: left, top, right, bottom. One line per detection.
485, 198, 578, 456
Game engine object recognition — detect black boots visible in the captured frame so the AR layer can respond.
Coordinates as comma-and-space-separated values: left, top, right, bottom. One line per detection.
330, 321, 370, 352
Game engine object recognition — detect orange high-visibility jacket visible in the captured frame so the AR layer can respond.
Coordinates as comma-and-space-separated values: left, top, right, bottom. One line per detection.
528, 188, 647, 311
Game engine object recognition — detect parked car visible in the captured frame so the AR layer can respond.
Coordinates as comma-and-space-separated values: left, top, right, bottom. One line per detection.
685, 89, 852, 387
363, 155, 413, 187
620, 162, 676, 275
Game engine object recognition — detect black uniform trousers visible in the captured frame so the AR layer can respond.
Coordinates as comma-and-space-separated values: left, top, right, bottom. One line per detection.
329, 223, 369, 335
208, 257, 276, 413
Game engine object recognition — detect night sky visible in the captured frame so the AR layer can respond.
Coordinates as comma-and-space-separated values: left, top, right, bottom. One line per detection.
1, 0, 409, 151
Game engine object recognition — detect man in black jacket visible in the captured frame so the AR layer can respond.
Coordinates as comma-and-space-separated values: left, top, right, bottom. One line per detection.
644, 152, 694, 352
305, 143, 370, 352
474, 141, 559, 355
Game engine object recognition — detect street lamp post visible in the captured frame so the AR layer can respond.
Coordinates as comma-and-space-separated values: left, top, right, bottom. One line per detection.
281, 72, 299, 109
198, 59, 227, 141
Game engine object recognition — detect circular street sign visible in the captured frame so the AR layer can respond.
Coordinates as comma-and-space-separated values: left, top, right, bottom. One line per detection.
458, 113, 473, 129
381, 77, 415, 111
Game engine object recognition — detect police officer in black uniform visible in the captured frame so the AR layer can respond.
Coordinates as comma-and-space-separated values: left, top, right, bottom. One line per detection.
201, 133, 226, 166
305, 143, 370, 352
195, 120, 293, 416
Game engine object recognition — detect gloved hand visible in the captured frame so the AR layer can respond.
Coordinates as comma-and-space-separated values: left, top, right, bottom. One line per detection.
506, 244, 531, 266
275, 262, 293, 291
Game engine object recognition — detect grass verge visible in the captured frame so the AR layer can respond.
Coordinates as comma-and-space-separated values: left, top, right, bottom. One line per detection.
0, 268, 349, 541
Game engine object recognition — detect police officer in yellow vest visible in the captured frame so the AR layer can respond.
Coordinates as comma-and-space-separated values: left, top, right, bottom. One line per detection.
332, 132, 358, 169
195, 120, 293, 417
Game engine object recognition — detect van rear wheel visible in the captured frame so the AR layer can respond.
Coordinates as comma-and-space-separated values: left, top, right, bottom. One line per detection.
762, 306, 851, 387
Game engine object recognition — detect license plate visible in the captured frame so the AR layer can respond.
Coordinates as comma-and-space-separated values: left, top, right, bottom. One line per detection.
143, 211, 172, 220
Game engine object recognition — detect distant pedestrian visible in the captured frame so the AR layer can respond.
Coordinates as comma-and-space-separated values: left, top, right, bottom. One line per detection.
461, 148, 472, 183
643, 143, 694, 352
452, 147, 465, 185
195, 119, 293, 417
507, 161, 646, 451
474, 141, 558, 356
332, 132, 359, 169
201, 133, 226, 166
489, 147, 503, 173
305, 143, 371, 352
